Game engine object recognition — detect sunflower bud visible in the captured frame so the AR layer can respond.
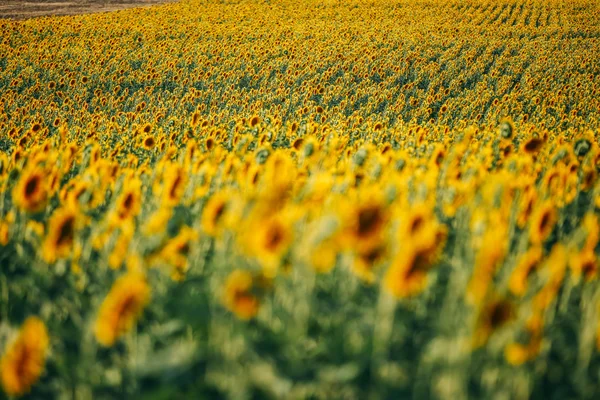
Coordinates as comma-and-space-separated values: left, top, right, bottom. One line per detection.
499, 121, 513, 139
574, 138, 591, 158
353, 148, 367, 167
255, 148, 270, 164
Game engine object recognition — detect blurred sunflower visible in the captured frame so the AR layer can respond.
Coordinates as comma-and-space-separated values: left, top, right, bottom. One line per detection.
340, 195, 389, 253
505, 314, 544, 365
162, 163, 188, 207
508, 246, 543, 296
158, 226, 198, 281
529, 200, 556, 245
114, 178, 142, 221
94, 272, 150, 347
42, 207, 78, 264
0, 317, 49, 396
201, 191, 230, 237
569, 248, 597, 282
223, 269, 260, 320
245, 212, 293, 277
352, 244, 387, 283
12, 167, 48, 213
383, 221, 445, 298
472, 297, 515, 348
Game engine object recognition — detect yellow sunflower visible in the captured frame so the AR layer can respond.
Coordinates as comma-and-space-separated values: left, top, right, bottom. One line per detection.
12, 167, 48, 213
529, 200, 556, 245
246, 213, 293, 277
94, 272, 151, 347
114, 179, 142, 221
223, 269, 260, 320
569, 248, 597, 282
508, 246, 543, 297
0, 317, 49, 396
201, 191, 230, 237
472, 297, 515, 349
42, 207, 78, 264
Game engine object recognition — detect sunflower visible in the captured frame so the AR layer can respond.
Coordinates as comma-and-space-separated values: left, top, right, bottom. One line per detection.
115, 179, 142, 221
472, 297, 515, 349
0, 317, 49, 396
42, 207, 78, 264
383, 243, 432, 298
201, 191, 230, 237
141, 123, 153, 135
341, 196, 388, 252
142, 135, 156, 150
398, 202, 437, 241
352, 243, 386, 283
291, 137, 304, 151
383, 223, 445, 298
505, 314, 543, 366
580, 165, 597, 192
516, 187, 537, 229
190, 111, 201, 128
94, 272, 150, 347
162, 163, 187, 207
223, 270, 260, 320
12, 167, 48, 213
520, 136, 544, 155
245, 212, 293, 277
429, 145, 445, 169
249, 115, 260, 128
569, 248, 597, 282
508, 246, 543, 296
498, 118, 515, 139
529, 201, 556, 245
158, 226, 198, 281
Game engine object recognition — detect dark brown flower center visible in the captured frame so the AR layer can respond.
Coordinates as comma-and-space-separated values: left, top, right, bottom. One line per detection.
357, 205, 382, 238
24, 176, 40, 198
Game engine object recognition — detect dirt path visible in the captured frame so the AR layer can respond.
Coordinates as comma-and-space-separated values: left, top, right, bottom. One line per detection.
0, 0, 177, 20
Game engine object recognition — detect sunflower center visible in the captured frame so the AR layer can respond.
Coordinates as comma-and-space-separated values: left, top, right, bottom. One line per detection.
357, 206, 382, 238
524, 138, 542, 153
14, 343, 30, 380
122, 193, 134, 210
24, 176, 40, 198
56, 217, 75, 246
169, 175, 182, 199
582, 261, 596, 277
409, 215, 424, 235
213, 203, 226, 224
489, 301, 512, 328
265, 225, 284, 251
539, 211, 551, 233
178, 242, 190, 256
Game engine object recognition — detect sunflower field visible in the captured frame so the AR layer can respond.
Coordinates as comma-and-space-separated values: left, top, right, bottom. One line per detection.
1, 0, 600, 398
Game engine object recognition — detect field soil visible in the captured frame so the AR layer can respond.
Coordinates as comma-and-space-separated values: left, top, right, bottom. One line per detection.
0, 0, 176, 19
